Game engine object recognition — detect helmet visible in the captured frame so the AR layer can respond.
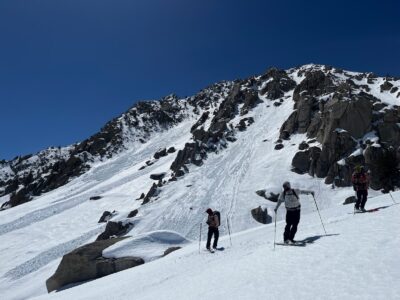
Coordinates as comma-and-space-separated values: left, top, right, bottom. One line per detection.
283, 181, 291, 189
354, 165, 363, 173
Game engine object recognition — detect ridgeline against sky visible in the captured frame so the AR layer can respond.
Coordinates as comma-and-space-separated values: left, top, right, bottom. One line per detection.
0, 0, 399, 160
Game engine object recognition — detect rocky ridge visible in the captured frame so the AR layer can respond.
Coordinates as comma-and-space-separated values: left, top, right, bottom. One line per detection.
1, 64, 400, 211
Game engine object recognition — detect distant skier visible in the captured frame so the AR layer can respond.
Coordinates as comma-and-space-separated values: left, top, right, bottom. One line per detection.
205, 208, 220, 251
351, 165, 370, 212
274, 182, 314, 244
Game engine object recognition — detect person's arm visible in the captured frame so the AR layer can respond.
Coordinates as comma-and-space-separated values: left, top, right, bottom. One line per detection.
274, 192, 284, 212
298, 189, 315, 196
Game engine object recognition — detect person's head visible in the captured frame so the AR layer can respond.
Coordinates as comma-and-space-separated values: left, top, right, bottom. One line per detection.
282, 181, 291, 190
206, 208, 213, 215
354, 165, 362, 173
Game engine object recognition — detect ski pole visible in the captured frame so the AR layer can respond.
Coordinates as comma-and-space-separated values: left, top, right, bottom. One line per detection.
312, 194, 327, 235
198, 223, 202, 253
389, 192, 397, 204
353, 192, 357, 215
273, 212, 277, 251
227, 217, 232, 246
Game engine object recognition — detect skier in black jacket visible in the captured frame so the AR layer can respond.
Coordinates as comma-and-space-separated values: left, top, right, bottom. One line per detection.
274, 181, 314, 244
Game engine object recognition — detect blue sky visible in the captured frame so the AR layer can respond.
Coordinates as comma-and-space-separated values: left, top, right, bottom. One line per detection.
0, 0, 399, 160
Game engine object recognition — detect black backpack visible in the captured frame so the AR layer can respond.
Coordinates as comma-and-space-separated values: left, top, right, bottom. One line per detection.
283, 189, 298, 199
214, 211, 221, 226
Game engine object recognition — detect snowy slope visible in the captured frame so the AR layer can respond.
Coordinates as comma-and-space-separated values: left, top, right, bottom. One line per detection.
31, 193, 400, 300
0, 64, 399, 300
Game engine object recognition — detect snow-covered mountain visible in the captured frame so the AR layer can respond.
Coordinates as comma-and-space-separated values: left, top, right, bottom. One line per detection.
0, 64, 399, 299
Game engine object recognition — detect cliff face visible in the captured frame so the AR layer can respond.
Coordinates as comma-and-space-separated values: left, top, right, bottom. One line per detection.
1, 64, 399, 210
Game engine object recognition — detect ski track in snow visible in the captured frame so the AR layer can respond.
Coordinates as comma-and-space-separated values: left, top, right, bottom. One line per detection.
3, 227, 103, 280
0, 121, 192, 237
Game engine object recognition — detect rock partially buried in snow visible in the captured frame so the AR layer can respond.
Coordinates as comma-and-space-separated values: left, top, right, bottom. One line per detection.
98, 211, 112, 223
163, 247, 182, 256
46, 237, 144, 293
96, 221, 133, 241
150, 173, 166, 181
251, 206, 272, 224
127, 209, 138, 218
255, 190, 279, 202
343, 196, 356, 205
255, 189, 267, 198
167, 147, 176, 153
154, 148, 168, 159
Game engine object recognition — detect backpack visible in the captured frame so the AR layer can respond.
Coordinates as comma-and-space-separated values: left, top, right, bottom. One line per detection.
214, 211, 221, 227
283, 189, 298, 199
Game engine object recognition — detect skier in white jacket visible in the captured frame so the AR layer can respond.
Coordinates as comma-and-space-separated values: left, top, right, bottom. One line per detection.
274, 181, 314, 244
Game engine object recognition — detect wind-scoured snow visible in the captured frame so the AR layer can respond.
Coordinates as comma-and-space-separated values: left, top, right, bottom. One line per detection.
103, 230, 190, 262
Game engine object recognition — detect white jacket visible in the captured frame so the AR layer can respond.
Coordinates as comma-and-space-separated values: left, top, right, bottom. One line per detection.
275, 188, 313, 211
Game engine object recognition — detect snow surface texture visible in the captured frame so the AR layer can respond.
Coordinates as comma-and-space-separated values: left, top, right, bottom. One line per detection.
103, 230, 190, 262
0, 64, 399, 299
32, 193, 400, 300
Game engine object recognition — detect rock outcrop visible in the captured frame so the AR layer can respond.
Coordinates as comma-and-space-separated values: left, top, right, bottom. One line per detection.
46, 237, 144, 293
251, 206, 272, 224
96, 221, 133, 241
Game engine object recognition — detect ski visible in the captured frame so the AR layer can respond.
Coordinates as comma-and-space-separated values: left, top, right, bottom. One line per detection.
275, 242, 306, 247
354, 208, 379, 214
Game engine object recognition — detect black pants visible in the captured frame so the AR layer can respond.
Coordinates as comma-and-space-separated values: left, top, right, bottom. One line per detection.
206, 227, 219, 249
284, 209, 300, 241
356, 190, 368, 209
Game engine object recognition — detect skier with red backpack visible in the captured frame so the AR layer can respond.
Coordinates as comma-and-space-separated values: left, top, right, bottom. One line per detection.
351, 165, 370, 212
274, 181, 314, 245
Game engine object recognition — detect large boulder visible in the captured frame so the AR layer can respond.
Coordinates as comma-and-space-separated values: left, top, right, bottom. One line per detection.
292, 150, 311, 174
46, 237, 144, 293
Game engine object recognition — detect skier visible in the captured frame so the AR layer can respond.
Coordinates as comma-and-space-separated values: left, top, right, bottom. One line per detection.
205, 208, 220, 251
351, 165, 370, 212
274, 182, 314, 244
